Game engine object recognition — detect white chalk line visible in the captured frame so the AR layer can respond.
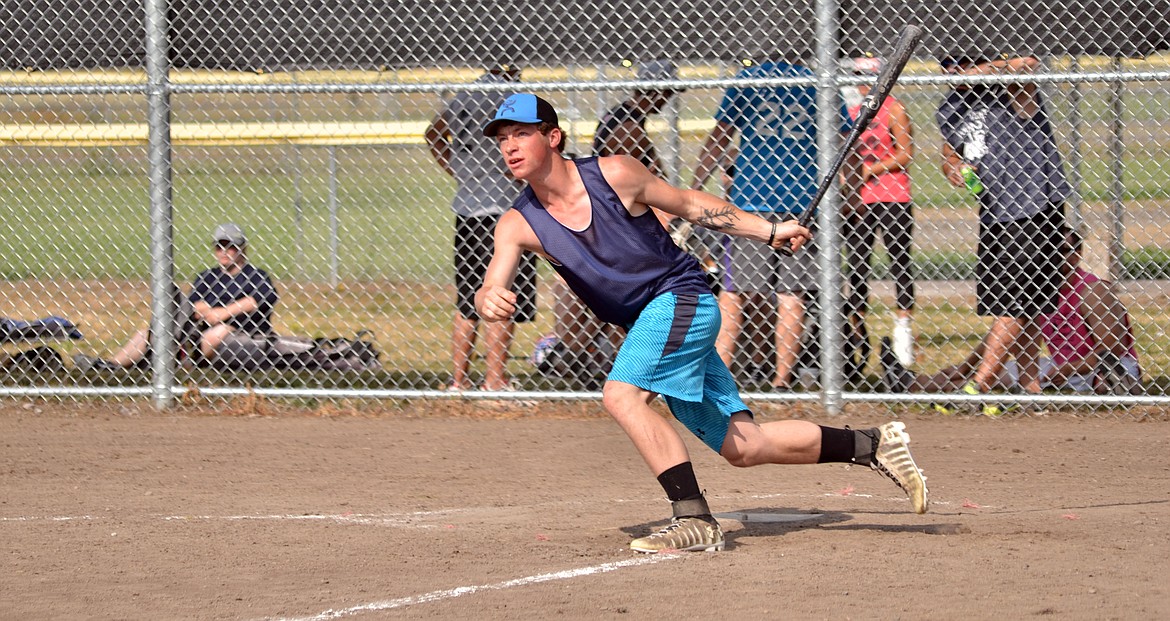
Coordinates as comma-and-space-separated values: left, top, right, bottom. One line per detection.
1, 491, 950, 525
261, 554, 678, 621
0, 508, 474, 526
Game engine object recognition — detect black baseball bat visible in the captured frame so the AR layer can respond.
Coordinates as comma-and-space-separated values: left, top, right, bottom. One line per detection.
794, 24, 923, 230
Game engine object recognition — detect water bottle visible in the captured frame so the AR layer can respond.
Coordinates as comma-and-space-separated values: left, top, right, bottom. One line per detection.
959, 164, 984, 196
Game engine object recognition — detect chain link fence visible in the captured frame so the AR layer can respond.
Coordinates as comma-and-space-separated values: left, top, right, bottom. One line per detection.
1, 2, 1167, 414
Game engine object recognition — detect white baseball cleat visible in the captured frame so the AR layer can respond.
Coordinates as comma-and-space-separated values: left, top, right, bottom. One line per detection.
630, 517, 725, 553
870, 421, 929, 514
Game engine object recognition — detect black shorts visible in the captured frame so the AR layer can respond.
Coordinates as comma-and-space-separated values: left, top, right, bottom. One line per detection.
454, 214, 537, 322
977, 205, 1065, 318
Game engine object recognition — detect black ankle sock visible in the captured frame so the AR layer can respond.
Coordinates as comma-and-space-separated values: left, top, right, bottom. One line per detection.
657, 462, 702, 502
817, 426, 859, 463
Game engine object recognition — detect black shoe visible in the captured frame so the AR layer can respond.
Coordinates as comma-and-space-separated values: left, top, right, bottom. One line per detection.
879, 337, 913, 393
72, 353, 120, 372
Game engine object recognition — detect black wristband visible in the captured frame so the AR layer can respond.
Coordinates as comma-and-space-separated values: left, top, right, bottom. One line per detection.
768, 221, 777, 246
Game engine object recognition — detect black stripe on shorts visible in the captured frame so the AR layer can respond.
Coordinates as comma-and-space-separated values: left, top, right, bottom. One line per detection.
662, 294, 698, 357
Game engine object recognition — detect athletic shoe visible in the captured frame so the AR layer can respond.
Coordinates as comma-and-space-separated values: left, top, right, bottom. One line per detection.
892, 317, 915, 367
950, 381, 1018, 417
629, 517, 724, 553
981, 397, 1021, 418
868, 421, 929, 514
72, 353, 120, 372
930, 381, 978, 415
879, 337, 914, 393
931, 401, 957, 415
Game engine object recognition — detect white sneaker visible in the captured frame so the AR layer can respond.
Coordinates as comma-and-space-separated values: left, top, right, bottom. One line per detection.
892, 318, 915, 367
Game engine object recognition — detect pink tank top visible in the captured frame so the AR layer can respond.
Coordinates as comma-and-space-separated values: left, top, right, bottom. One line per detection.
1039, 268, 1137, 366
849, 97, 912, 204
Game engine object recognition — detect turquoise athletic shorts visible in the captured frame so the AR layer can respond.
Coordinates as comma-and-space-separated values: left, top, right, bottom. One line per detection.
608, 292, 751, 453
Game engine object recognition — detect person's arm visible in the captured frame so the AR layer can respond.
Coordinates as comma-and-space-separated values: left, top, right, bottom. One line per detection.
1083, 279, 1131, 357
940, 141, 966, 188
475, 210, 539, 322
424, 113, 455, 177
691, 121, 735, 191
198, 296, 260, 326
603, 155, 810, 252
1043, 278, 1131, 386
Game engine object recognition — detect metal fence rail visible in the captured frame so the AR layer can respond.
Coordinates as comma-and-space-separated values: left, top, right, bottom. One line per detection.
2, 2, 1168, 415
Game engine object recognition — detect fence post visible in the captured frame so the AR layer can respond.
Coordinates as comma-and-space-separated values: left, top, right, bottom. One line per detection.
1108, 57, 1126, 282
814, 0, 844, 414
144, 0, 177, 409
329, 146, 341, 289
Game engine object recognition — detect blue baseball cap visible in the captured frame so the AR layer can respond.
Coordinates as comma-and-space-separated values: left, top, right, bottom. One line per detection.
482, 93, 559, 137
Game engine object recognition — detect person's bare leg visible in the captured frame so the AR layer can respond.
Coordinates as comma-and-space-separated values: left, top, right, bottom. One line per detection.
602, 381, 691, 475
108, 328, 151, 367
199, 324, 235, 359
1013, 318, 1044, 393
772, 293, 804, 388
720, 413, 821, 466
715, 291, 742, 369
971, 316, 1021, 392
482, 319, 515, 391
744, 293, 773, 373
451, 313, 477, 389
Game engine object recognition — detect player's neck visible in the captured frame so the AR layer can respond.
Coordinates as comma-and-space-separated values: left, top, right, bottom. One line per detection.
530, 158, 589, 224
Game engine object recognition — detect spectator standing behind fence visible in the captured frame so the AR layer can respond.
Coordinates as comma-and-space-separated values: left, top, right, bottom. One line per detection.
935, 54, 1071, 412
692, 56, 853, 390
839, 55, 918, 369
425, 63, 538, 391
593, 59, 682, 176
73, 223, 278, 371
477, 94, 927, 554
882, 225, 1141, 402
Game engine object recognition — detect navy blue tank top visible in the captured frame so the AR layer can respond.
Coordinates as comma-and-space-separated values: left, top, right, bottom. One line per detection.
515, 157, 710, 325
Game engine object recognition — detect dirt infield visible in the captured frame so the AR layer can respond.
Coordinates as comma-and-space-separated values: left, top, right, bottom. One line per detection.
3, 400, 1168, 620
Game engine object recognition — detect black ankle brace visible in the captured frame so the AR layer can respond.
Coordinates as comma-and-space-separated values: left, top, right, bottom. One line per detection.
671, 496, 712, 520
852, 427, 880, 465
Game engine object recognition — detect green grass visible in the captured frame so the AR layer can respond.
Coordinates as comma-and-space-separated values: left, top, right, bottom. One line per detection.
0, 151, 457, 282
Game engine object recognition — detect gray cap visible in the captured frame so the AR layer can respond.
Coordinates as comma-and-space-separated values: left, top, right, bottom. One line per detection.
212, 222, 247, 247
637, 59, 679, 82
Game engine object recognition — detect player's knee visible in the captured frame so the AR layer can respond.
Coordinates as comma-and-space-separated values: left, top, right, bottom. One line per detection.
722, 448, 757, 468
600, 382, 631, 415
720, 440, 760, 468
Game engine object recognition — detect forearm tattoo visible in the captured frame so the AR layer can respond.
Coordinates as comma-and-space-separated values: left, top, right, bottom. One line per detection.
695, 206, 738, 230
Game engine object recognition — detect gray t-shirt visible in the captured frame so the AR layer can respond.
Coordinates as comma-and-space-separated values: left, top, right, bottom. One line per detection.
438, 73, 523, 217
936, 86, 1071, 222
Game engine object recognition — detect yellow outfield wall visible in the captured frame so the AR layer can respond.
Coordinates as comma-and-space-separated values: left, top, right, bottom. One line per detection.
0, 119, 716, 147
2, 53, 1165, 85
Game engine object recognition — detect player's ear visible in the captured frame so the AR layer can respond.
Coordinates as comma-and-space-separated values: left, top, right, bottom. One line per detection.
548, 127, 564, 151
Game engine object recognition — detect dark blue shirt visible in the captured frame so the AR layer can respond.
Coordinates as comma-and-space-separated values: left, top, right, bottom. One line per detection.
189, 263, 278, 336
515, 157, 710, 326
936, 86, 1071, 222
